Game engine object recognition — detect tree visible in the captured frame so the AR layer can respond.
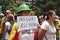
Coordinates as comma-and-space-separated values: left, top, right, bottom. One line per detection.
32, 0, 60, 16
0, 0, 17, 14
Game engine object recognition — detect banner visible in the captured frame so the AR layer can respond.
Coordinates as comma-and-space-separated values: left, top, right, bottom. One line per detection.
17, 16, 39, 30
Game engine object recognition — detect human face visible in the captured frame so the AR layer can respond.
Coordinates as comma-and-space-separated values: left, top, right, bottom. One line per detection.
50, 12, 56, 21
19, 11, 30, 16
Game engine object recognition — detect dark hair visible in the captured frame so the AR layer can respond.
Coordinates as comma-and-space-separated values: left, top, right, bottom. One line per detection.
46, 10, 55, 20
17, 10, 30, 16
17, 11, 23, 16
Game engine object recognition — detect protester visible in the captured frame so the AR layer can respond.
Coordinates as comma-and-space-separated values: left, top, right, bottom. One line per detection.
4, 18, 11, 40
17, 3, 32, 40
1, 18, 7, 40
38, 10, 57, 40
38, 15, 45, 25
29, 11, 36, 16
8, 16, 17, 40
29, 11, 41, 40
5, 14, 14, 40
53, 15, 60, 40
1, 10, 14, 40
0, 13, 4, 40
8, 3, 31, 40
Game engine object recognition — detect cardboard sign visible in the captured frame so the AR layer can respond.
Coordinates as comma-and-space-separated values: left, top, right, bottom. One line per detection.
19, 33, 34, 40
17, 16, 39, 30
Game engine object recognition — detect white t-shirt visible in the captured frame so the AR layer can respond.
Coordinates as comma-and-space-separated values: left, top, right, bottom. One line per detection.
5, 21, 11, 39
18, 30, 34, 40
5, 21, 11, 30
41, 21, 56, 40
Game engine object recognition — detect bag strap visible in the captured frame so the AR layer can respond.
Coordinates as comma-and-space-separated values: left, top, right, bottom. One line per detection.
44, 35, 48, 40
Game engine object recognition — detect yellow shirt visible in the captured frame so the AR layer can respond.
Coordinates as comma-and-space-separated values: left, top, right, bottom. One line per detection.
54, 20, 60, 37
0, 17, 6, 33
8, 22, 17, 40
0, 25, 2, 33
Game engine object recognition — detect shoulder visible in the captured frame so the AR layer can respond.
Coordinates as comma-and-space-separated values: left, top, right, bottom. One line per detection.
13, 22, 17, 27
41, 21, 49, 30
5, 21, 10, 24
5, 22, 11, 27
14, 22, 17, 25
5, 22, 10, 24
42, 21, 49, 26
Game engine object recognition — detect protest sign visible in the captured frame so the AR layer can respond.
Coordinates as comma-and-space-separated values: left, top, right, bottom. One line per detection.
17, 16, 39, 30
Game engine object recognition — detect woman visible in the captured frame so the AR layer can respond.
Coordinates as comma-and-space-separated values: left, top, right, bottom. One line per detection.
38, 10, 57, 40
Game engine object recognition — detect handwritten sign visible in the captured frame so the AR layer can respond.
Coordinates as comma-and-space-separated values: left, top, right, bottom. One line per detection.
17, 16, 39, 30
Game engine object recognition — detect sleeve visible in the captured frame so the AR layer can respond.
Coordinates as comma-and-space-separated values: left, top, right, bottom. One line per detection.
40, 21, 48, 31
5, 22, 11, 27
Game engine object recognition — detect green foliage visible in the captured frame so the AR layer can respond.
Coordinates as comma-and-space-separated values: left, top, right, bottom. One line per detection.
31, 0, 60, 16
0, 0, 17, 14
0, 0, 60, 16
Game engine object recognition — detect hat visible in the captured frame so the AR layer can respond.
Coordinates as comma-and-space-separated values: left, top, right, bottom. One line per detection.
7, 14, 14, 19
17, 4, 31, 13
6, 10, 11, 12
0, 13, 4, 16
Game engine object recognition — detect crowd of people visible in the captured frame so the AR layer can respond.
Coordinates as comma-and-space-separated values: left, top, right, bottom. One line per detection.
0, 3, 60, 40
